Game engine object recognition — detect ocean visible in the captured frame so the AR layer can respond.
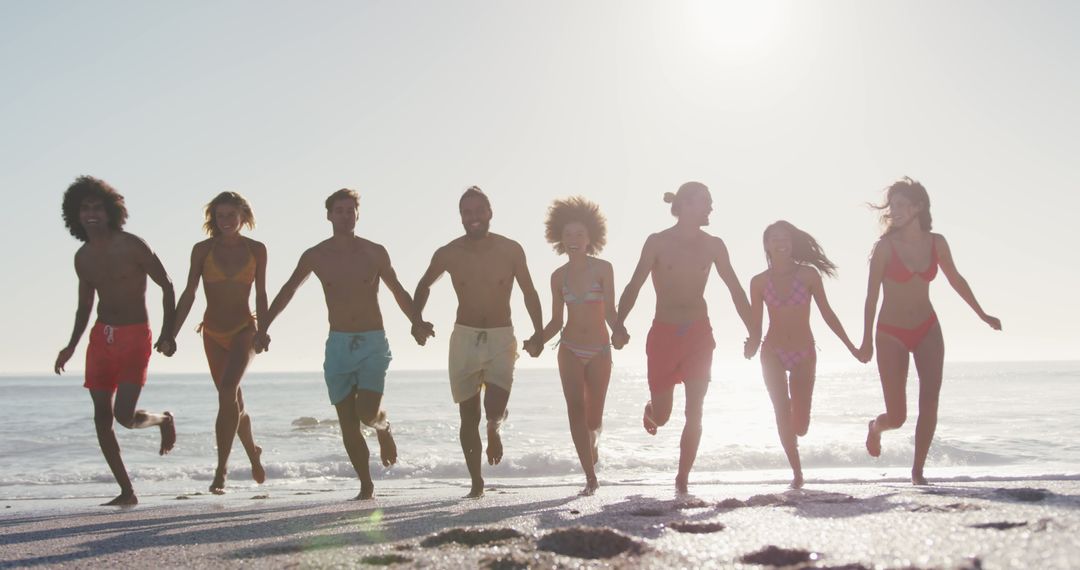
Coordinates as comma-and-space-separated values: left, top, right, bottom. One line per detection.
2, 361, 1077, 501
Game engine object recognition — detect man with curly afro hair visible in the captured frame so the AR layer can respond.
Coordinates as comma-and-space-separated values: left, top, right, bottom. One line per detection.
54, 176, 179, 506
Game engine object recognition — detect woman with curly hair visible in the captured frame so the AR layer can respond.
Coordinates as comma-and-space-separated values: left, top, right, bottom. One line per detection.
173, 191, 268, 494
527, 196, 618, 496
744, 220, 859, 489
859, 177, 1001, 485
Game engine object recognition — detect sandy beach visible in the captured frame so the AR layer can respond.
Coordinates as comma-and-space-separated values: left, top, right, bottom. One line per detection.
3, 476, 1078, 569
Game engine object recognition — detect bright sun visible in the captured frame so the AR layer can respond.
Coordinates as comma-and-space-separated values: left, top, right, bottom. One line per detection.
687, 0, 786, 60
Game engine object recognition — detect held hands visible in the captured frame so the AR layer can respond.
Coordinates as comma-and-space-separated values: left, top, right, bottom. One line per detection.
154, 336, 176, 357
54, 346, 75, 375
253, 331, 271, 354
981, 313, 1002, 331
522, 332, 544, 358
411, 321, 435, 346
743, 337, 760, 360
854, 341, 873, 364
610, 325, 630, 350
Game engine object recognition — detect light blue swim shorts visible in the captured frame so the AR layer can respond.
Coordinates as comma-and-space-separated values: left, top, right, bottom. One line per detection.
323, 330, 392, 404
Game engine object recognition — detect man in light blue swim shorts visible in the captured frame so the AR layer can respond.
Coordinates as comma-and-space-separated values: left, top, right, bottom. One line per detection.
256, 189, 428, 500
411, 186, 545, 498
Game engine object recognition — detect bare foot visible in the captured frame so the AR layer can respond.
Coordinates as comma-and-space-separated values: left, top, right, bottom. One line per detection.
377, 424, 398, 467
911, 471, 930, 486
486, 410, 507, 465
210, 469, 226, 495
159, 412, 176, 455
643, 402, 658, 436
675, 474, 689, 495
579, 478, 599, 496
465, 480, 485, 499
865, 420, 881, 458
351, 481, 375, 500
250, 446, 266, 484
790, 472, 805, 490
101, 491, 138, 506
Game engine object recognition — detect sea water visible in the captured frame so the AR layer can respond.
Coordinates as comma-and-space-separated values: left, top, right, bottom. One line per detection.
1, 361, 1077, 500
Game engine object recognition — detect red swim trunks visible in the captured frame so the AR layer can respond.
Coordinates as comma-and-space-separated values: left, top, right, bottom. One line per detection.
84, 323, 152, 392
646, 319, 715, 392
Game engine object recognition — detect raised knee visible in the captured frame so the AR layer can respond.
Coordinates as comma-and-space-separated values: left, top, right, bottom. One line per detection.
886, 413, 907, 429
113, 412, 135, 429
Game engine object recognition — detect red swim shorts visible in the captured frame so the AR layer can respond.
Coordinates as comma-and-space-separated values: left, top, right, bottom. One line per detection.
646, 318, 715, 392
84, 323, 152, 392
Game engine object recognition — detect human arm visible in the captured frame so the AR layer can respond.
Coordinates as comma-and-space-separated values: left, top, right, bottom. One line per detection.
858, 241, 888, 362
376, 244, 429, 333
512, 242, 545, 357
55, 258, 95, 374
255, 250, 314, 353
253, 240, 269, 332
410, 248, 447, 346
713, 238, 751, 333
935, 235, 1001, 330
809, 269, 858, 357
533, 269, 565, 350
601, 260, 620, 335
172, 242, 209, 339
744, 274, 764, 359
614, 235, 658, 347
139, 242, 177, 356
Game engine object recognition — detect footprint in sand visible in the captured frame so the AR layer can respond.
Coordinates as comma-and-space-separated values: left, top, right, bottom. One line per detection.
630, 507, 668, 517
740, 545, 818, 566
910, 502, 983, 513
359, 554, 411, 565
250, 494, 270, 500
420, 528, 524, 548
993, 488, 1051, 503
668, 521, 726, 534
674, 497, 711, 509
717, 498, 746, 509
537, 528, 647, 560
969, 521, 1029, 530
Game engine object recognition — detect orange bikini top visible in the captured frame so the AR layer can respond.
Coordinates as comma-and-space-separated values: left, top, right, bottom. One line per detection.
884, 238, 938, 283
203, 242, 256, 284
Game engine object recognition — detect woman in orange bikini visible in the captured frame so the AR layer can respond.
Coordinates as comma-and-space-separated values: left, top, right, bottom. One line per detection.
528, 197, 617, 496
745, 221, 859, 489
858, 178, 1001, 485
174, 192, 268, 493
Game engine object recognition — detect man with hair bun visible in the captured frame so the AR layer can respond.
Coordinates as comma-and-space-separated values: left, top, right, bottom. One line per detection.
613, 181, 751, 495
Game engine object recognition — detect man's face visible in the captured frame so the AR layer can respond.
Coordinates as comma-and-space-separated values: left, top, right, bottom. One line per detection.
460, 196, 492, 239
683, 190, 713, 227
79, 197, 108, 233
327, 198, 358, 233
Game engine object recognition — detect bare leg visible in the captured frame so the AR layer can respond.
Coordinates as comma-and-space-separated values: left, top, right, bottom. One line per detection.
90, 390, 137, 506
458, 394, 484, 498
335, 390, 375, 500
761, 352, 803, 489
558, 347, 597, 495
235, 388, 265, 484
584, 351, 612, 469
911, 324, 945, 486
112, 383, 174, 456
204, 328, 257, 493
356, 388, 396, 466
484, 384, 510, 465
867, 334, 910, 457
644, 387, 674, 436
676, 377, 709, 494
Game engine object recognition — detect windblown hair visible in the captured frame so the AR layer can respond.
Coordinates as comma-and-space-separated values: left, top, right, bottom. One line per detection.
61, 176, 128, 242
663, 181, 708, 217
459, 185, 491, 211
325, 188, 360, 213
872, 176, 932, 236
544, 196, 607, 255
203, 191, 256, 236
763, 220, 838, 278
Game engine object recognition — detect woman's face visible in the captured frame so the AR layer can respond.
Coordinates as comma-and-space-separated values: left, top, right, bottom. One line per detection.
888, 193, 921, 229
765, 226, 793, 261
561, 221, 591, 256
215, 204, 244, 236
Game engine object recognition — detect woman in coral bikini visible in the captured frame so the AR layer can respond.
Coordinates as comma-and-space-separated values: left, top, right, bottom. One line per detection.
529, 197, 618, 496
745, 221, 859, 489
174, 192, 268, 493
858, 178, 1001, 485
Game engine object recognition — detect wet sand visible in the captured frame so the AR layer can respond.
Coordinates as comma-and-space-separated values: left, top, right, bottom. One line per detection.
2, 477, 1079, 569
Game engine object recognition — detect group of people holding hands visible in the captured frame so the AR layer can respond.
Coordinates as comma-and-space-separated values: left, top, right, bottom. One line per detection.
54, 176, 1000, 506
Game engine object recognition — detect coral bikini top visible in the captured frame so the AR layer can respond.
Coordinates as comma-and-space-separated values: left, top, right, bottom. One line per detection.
884, 238, 938, 283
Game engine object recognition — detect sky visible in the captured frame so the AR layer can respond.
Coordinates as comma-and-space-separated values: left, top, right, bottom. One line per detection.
1, 1, 1076, 374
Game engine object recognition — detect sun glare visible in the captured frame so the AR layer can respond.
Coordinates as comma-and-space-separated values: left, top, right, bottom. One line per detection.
687, 0, 786, 61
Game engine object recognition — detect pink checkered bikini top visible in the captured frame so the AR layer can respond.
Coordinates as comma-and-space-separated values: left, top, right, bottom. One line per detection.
763, 271, 810, 308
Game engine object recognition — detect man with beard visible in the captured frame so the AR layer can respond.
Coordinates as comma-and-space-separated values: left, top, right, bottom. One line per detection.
612, 181, 751, 495
254, 189, 421, 500
412, 186, 545, 498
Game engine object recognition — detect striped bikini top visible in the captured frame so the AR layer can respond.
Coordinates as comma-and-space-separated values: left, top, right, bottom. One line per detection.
562, 263, 604, 305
